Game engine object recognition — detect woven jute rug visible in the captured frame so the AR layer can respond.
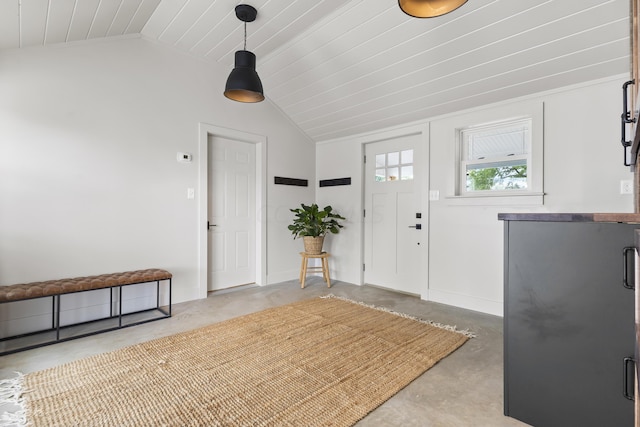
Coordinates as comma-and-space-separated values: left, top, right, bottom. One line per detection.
3, 295, 472, 426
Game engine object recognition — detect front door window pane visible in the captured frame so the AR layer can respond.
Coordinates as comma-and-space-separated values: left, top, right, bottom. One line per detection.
401, 165, 413, 180
388, 152, 399, 166
401, 150, 413, 164
373, 149, 414, 182
387, 167, 399, 181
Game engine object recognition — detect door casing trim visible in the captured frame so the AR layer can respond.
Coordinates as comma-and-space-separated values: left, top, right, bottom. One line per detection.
358, 123, 430, 298
197, 123, 267, 299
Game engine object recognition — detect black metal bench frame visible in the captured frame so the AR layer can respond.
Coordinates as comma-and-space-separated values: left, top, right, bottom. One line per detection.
0, 277, 171, 356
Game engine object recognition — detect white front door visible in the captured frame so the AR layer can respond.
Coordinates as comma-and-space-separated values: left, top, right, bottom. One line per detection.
208, 135, 256, 291
364, 134, 424, 295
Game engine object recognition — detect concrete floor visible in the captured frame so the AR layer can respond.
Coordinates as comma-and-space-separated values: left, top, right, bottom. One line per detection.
0, 279, 529, 426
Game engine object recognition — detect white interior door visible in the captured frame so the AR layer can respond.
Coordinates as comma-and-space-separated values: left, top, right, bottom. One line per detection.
364, 134, 423, 295
208, 135, 256, 291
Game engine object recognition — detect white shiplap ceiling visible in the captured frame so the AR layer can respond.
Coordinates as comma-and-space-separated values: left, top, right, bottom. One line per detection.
0, 0, 631, 142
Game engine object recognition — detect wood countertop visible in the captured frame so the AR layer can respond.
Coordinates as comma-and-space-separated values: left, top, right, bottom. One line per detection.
498, 213, 640, 223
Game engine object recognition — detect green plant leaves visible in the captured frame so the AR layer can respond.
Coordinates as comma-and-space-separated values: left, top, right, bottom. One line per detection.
288, 203, 345, 239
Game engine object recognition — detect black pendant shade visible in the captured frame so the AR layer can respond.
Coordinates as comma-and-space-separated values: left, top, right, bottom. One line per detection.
224, 4, 264, 103
399, 0, 468, 18
224, 50, 264, 103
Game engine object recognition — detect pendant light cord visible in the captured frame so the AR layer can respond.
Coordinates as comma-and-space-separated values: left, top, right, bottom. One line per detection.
244, 22, 247, 50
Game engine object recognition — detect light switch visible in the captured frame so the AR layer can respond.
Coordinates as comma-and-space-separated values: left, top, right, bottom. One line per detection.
187, 188, 195, 199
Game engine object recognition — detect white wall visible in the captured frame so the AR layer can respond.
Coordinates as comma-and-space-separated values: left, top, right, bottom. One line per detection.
315, 137, 364, 284
0, 35, 633, 324
0, 36, 315, 311
317, 75, 634, 316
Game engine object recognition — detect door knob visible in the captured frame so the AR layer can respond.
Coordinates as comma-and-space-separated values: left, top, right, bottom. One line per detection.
207, 221, 217, 230
408, 224, 422, 230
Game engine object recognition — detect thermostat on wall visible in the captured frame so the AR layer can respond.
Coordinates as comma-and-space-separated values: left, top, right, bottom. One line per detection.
177, 152, 192, 163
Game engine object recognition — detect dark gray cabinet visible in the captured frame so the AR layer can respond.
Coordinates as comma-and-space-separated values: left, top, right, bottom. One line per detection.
502, 218, 636, 427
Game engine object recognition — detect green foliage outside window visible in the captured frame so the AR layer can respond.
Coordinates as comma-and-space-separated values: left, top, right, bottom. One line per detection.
467, 165, 527, 191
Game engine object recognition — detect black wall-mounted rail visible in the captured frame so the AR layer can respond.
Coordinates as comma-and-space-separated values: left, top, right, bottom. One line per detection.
274, 176, 308, 186
319, 177, 351, 187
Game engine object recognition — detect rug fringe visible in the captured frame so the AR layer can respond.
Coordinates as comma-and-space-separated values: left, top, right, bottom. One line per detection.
321, 294, 476, 338
0, 372, 27, 427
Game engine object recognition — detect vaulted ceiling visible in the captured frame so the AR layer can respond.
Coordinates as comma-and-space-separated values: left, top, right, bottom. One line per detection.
0, 0, 631, 141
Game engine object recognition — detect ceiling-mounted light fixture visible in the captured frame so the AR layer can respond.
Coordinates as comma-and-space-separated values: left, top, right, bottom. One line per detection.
224, 4, 264, 103
399, 0, 468, 18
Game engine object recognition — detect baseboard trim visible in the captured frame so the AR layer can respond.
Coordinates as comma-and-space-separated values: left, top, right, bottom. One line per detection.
425, 289, 503, 317
266, 270, 301, 285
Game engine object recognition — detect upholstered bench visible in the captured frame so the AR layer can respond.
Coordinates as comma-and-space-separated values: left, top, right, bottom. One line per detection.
0, 268, 172, 355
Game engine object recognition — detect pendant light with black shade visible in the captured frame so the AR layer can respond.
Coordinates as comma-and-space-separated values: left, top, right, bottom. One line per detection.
399, 0, 468, 18
224, 4, 264, 103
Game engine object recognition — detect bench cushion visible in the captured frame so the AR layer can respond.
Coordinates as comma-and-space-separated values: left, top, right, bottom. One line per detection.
0, 269, 172, 303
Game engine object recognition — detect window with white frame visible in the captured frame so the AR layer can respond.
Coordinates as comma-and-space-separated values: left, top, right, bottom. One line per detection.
375, 149, 414, 182
459, 118, 531, 194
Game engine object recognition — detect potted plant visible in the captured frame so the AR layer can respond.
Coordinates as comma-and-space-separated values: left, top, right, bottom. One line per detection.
288, 203, 346, 254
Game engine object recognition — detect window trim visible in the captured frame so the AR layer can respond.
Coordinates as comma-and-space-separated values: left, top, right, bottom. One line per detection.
459, 118, 532, 195
449, 102, 543, 205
